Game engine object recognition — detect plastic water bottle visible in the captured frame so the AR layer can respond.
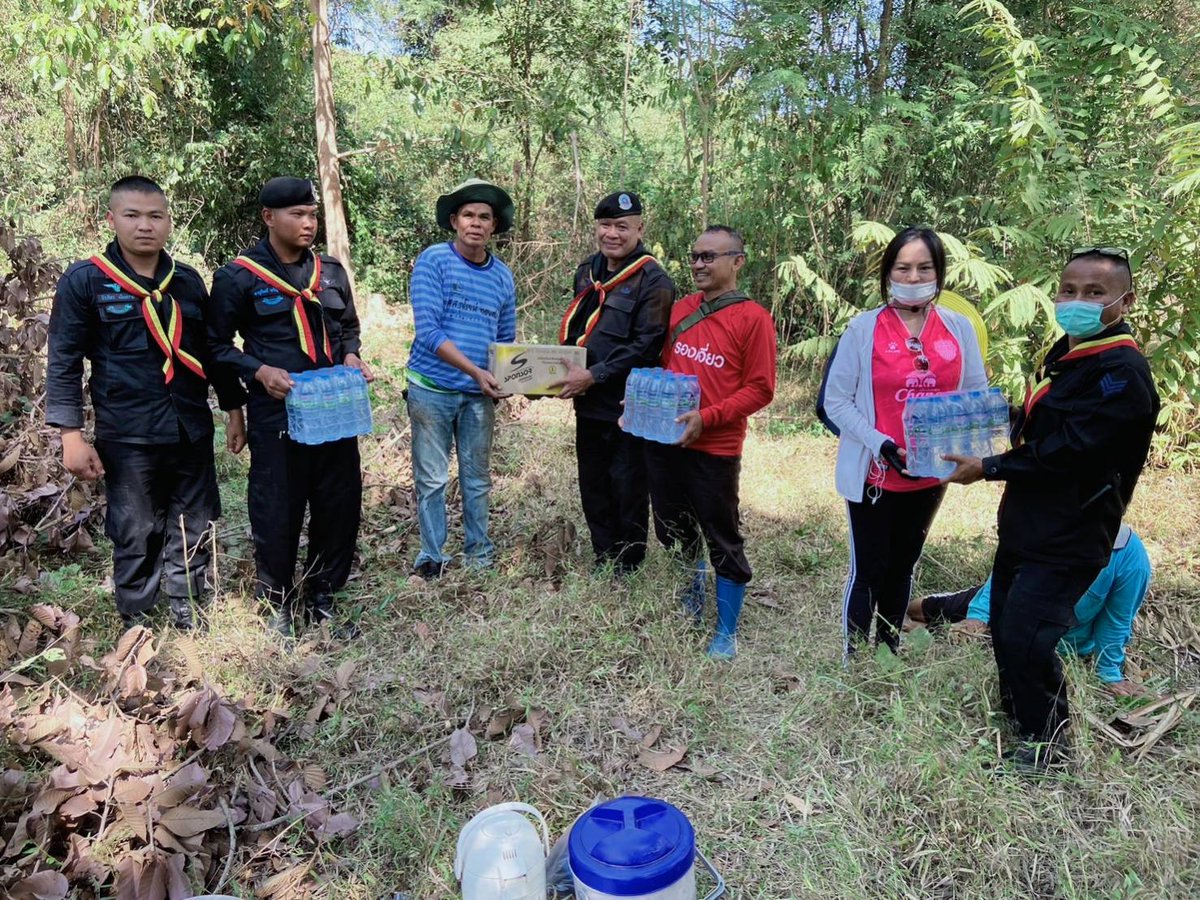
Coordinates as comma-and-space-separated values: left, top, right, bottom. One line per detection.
903, 396, 932, 477
318, 372, 338, 442
940, 393, 966, 457
623, 369, 642, 437
681, 374, 700, 420
354, 368, 373, 436
986, 387, 1010, 455
645, 369, 665, 442
963, 390, 989, 458
664, 373, 683, 444
928, 395, 955, 478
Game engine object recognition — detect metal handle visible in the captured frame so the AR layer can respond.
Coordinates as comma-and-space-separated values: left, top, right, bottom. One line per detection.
697, 847, 726, 900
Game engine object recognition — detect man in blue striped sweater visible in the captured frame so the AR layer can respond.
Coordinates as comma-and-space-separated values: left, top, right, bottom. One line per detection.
406, 179, 517, 578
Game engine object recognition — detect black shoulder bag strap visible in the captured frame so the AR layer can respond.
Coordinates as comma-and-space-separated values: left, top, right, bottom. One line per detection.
669, 290, 751, 346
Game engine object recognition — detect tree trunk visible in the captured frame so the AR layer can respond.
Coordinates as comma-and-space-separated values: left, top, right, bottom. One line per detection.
61, 85, 79, 178
870, 0, 896, 98
311, 0, 355, 285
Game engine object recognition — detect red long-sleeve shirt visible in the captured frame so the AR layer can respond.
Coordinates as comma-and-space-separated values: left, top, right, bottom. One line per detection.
662, 291, 777, 456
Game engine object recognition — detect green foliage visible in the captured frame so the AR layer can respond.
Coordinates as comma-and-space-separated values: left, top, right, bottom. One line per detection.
2, 0, 1199, 456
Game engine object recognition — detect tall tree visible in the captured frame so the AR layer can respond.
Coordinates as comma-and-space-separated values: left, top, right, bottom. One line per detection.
312, 0, 354, 281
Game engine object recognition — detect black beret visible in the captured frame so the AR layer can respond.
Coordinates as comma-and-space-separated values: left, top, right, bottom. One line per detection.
594, 191, 643, 220
260, 177, 318, 209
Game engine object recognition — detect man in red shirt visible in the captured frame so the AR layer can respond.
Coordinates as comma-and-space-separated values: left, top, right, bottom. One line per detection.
648, 226, 777, 659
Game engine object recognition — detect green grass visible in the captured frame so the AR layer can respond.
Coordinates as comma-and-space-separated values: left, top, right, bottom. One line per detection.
7, 304, 1200, 898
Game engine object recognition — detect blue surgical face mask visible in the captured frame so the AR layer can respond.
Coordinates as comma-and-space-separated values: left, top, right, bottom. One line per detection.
1054, 293, 1127, 338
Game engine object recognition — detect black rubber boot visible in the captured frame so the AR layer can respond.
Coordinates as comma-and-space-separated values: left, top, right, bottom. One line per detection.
309, 593, 360, 640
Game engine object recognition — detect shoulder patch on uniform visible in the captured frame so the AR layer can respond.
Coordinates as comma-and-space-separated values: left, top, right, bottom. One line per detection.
1100, 373, 1129, 398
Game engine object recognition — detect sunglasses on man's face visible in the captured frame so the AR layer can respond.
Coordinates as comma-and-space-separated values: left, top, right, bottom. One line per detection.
689, 250, 744, 264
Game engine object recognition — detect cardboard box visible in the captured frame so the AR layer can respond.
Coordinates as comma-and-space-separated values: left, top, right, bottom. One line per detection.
488, 343, 587, 396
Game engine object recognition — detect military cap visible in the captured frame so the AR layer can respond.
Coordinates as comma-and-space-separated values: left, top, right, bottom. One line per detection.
594, 191, 643, 220
260, 177, 319, 209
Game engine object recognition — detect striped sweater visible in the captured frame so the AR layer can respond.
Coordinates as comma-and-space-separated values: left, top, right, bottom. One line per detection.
407, 241, 517, 393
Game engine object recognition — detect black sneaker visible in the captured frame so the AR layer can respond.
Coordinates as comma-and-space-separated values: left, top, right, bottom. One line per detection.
993, 743, 1070, 778
412, 560, 446, 580
309, 593, 361, 640
168, 596, 195, 631
264, 604, 297, 638
119, 611, 151, 630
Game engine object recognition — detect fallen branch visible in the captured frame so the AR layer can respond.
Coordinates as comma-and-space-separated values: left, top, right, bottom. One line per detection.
215, 797, 236, 892
328, 732, 453, 796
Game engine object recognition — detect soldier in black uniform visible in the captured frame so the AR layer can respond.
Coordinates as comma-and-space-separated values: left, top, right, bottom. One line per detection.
944, 247, 1159, 773
46, 176, 247, 629
207, 177, 372, 637
556, 191, 676, 573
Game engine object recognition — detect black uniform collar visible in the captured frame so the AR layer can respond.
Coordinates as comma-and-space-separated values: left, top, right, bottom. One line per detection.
102, 239, 174, 287
249, 235, 315, 289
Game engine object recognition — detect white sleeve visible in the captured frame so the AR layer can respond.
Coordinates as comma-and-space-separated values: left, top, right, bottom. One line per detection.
824, 315, 891, 455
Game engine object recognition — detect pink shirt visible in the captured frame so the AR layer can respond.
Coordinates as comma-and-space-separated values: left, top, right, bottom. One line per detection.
870, 307, 963, 492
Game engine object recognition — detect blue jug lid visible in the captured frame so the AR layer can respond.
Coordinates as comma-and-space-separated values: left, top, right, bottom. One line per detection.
568, 796, 694, 895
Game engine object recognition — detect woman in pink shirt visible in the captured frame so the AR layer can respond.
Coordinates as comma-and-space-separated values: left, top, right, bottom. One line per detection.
822, 229, 987, 657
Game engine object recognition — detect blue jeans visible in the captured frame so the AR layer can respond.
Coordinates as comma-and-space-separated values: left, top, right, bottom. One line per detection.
406, 382, 496, 567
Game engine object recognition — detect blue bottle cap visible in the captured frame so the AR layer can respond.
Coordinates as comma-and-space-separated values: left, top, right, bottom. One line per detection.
568, 796, 695, 896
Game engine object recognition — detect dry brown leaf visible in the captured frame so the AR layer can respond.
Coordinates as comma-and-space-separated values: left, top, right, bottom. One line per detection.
157, 803, 228, 838
31, 787, 77, 815
509, 723, 539, 758
333, 659, 356, 692
486, 708, 518, 739
414, 621, 434, 648
413, 687, 448, 715
17, 619, 42, 656
784, 792, 813, 817
7, 870, 69, 900
315, 810, 359, 841
119, 663, 148, 698
637, 744, 688, 773
640, 724, 663, 750
450, 727, 478, 768
174, 636, 204, 684
114, 777, 153, 805
58, 791, 98, 819
302, 764, 328, 792
610, 716, 643, 742
29, 605, 59, 630
155, 762, 207, 809
257, 862, 311, 898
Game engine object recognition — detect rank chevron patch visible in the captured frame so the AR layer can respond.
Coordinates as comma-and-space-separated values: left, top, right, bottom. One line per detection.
1100, 373, 1129, 398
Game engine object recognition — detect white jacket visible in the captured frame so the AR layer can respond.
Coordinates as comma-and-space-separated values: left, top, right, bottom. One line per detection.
825, 306, 988, 503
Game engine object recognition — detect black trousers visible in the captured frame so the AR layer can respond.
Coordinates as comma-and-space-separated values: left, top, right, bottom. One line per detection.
96, 437, 220, 618
575, 416, 650, 571
990, 546, 1100, 744
844, 485, 945, 652
247, 430, 361, 606
646, 444, 751, 584
921, 585, 980, 625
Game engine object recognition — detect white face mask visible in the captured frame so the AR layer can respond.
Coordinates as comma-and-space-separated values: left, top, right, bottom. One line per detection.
889, 279, 939, 308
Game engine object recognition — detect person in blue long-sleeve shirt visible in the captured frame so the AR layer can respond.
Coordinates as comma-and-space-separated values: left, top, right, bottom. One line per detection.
405, 179, 518, 578
910, 524, 1152, 697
